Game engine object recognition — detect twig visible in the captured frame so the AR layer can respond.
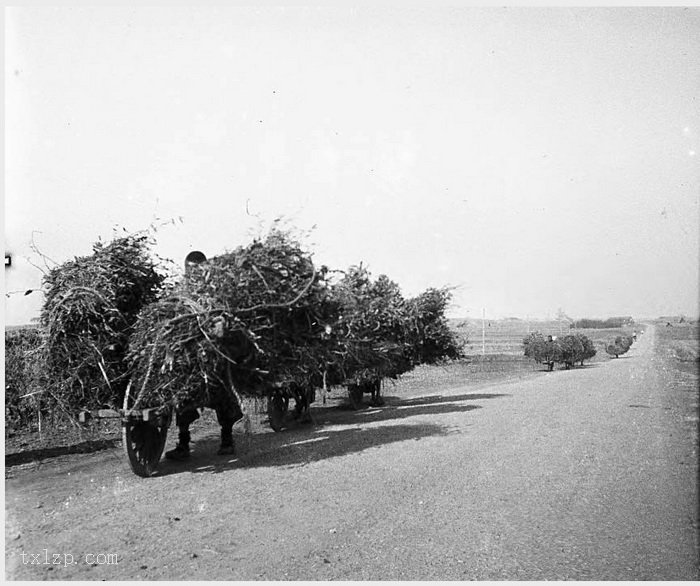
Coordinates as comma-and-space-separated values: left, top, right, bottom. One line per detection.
236, 265, 317, 314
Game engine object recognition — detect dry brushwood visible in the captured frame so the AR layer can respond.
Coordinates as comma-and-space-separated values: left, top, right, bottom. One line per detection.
324, 268, 463, 388
323, 266, 412, 386
40, 234, 165, 412
405, 287, 464, 366
126, 229, 338, 409
126, 235, 463, 412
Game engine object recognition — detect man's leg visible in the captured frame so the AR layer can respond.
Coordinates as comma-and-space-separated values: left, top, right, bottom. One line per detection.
214, 392, 243, 455
165, 407, 200, 461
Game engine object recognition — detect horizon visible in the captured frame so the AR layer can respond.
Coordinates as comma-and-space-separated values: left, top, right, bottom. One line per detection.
5, 313, 696, 331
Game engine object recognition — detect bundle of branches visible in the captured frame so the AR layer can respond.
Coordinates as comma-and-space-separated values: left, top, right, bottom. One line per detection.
40, 234, 165, 412
606, 335, 634, 358
5, 327, 44, 429
405, 287, 464, 366
322, 268, 463, 389
523, 332, 560, 371
324, 266, 418, 387
126, 229, 337, 409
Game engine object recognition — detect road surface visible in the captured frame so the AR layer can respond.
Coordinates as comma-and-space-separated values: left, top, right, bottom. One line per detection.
5, 324, 698, 579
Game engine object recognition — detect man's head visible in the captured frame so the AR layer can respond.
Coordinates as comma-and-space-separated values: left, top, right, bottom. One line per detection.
185, 251, 207, 274
185, 250, 207, 266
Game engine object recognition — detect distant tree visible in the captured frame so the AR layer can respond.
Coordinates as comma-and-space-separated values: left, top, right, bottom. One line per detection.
605, 335, 633, 358
570, 317, 634, 329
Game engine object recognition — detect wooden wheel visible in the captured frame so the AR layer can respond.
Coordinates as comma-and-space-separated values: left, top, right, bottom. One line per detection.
268, 390, 289, 432
122, 385, 171, 477
348, 385, 363, 410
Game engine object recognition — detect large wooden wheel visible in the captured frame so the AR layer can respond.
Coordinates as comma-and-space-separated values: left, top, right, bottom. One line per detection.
268, 390, 289, 432
122, 386, 171, 477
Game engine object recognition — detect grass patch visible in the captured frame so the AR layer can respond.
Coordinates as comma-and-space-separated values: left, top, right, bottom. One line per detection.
655, 321, 699, 375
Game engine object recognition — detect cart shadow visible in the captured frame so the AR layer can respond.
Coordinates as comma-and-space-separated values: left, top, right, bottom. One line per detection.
318, 392, 507, 426
164, 421, 458, 476
5, 438, 121, 468
158, 392, 505, 476
540, 363, 603, 372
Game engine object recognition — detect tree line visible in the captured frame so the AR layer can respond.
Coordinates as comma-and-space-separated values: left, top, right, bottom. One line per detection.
569, 317, 634, 329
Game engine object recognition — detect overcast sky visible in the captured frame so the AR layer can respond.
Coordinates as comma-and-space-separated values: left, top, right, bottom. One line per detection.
4, 6, 700, 325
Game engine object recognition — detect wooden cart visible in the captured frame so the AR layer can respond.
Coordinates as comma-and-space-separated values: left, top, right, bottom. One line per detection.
80, 382, 310, 476
80, 384, 173, 478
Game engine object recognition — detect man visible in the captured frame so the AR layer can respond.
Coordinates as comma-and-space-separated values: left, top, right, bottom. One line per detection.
165, 382, 243, 460
165, 250, 243, 461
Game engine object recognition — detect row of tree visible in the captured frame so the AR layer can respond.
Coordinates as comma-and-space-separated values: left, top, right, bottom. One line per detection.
523, 332, 597, 371
569, 317, 634, 329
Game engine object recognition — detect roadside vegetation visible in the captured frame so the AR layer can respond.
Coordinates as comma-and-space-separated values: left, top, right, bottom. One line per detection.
570, 317, 634, 329
655, 319, 699, 374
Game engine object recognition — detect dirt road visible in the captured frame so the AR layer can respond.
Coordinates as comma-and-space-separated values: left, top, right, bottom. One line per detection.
5, 325, 698, 580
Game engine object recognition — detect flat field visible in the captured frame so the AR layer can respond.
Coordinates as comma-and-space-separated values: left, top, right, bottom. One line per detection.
451, 318, 638, 361
654, 320, 700, 375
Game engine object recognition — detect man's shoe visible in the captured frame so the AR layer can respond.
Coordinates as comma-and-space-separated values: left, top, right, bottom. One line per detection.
217, 444, 235, 456
165, 445, 191, 461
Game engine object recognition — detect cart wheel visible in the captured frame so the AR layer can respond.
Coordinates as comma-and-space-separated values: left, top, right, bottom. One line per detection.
268, 391, 289, 432
122, 383, 171, 477
348, 385, 363, 410
122, 420, 170, 477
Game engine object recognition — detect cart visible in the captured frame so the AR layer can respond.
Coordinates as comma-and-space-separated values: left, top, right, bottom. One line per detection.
81, 384, 288, 476
79, 383, 173, 478
80, 381, 313, 476
266, 382, 318, 431
346, 378, 383, 409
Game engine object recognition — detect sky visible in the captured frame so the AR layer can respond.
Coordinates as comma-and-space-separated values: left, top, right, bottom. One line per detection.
4, 6, 700, 325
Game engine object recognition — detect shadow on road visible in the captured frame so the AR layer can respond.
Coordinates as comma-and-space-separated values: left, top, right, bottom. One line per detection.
539, 363, 604, 372
157, 392, 504, 476
164, 421, 457, 476
5, 393, 504, 472
321, 392, 506, 426
5, 438, 122, 468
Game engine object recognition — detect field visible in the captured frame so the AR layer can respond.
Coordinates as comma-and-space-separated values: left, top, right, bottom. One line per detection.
451, 318, 639, 362
654, 320, 700, 376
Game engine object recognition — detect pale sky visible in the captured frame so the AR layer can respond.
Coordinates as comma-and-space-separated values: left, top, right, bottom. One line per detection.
4, 6, 700, 325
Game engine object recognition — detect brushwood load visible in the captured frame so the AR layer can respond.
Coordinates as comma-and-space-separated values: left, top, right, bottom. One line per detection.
40, 234, 165, 413
325, 267, 412, 388
126, 234, 463, 412
324, 266, 463, 407
126, 229, 337, 410
34, 226, 464, 476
